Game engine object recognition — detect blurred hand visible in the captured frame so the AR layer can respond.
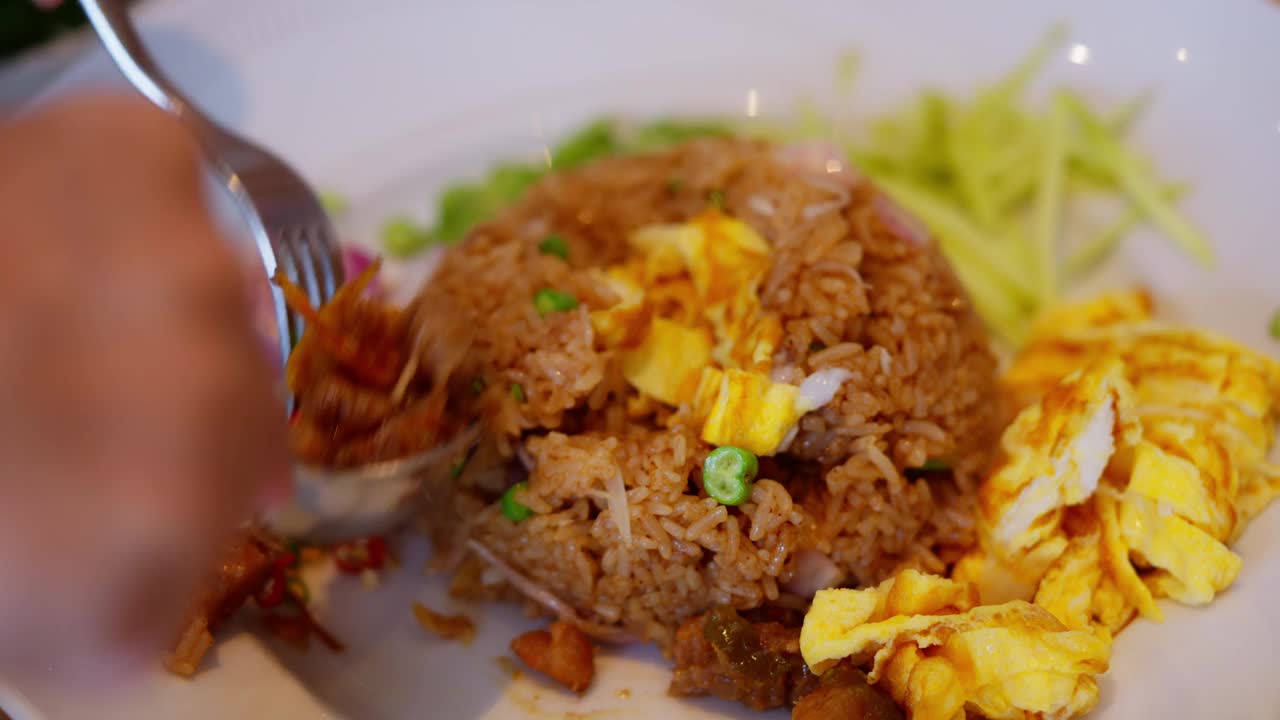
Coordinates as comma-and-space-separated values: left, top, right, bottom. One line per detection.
0, 95, 289, 684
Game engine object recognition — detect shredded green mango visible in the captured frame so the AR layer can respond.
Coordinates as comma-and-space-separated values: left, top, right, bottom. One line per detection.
835, 26, 1211, 345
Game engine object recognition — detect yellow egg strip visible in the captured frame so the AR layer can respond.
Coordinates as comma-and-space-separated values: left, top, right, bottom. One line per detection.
971, 290, 1279, 634
801, 570, 1109, 720
592, 211, 838, 455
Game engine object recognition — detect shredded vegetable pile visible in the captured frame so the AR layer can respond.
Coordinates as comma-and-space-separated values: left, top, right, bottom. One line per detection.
839, 26, 1211, 344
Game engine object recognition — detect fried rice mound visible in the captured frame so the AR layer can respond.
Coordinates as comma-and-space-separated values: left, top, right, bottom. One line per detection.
414, 138, 1000, 646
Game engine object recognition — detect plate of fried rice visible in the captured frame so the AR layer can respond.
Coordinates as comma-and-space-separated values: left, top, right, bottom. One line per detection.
6, 1, 1280, 719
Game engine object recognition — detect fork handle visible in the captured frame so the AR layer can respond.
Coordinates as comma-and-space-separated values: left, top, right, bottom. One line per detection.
78, 0, 221, 135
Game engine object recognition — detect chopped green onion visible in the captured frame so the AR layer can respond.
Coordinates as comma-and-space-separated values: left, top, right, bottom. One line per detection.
666, 178, 685, 194
537, 233, 569, 260
1270, 310, 1280, 341
703, 446, 759, 506
471, 377, 487, 395
708, 189, 726, 210
533, 288, 579, 316
920, 458, 950, 471
510, 383, 526, 403
501, 482, 534, 522
381, 217, 432, 257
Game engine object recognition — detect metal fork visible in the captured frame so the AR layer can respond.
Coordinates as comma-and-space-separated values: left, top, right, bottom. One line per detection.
79, 0, 345, 367
77, 1, 454, 543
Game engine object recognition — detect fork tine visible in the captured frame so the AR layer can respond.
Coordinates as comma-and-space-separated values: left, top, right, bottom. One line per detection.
286, 228, 326, 318
314, 227, 343, 301
272, 239, 308, 345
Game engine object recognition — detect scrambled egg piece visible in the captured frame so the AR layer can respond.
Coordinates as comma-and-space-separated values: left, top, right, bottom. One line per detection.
962, 356, 1146, 597
1027, 288, 1153, 340
801, 570, 1109, 720
1117, 493, 1241, 605
590, 211, 844, 455
619, 318, 711, 406
962, 291, 1280, 637
589, 267, 649, 348
1033, 530, 1103, 632
699, 369, 806, 456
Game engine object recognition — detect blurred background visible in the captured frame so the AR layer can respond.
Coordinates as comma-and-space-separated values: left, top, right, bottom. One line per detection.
2, 0, 161, 110
0, 0, 101, 109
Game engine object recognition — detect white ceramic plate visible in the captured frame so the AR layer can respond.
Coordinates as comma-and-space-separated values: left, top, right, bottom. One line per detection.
6, 1, 1280, 718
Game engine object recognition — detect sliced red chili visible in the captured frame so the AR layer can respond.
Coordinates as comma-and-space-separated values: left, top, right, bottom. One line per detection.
255, 565, 287, 609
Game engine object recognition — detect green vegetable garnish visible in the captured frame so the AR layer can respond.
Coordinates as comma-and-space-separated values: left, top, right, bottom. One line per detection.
1066, 183, 1187, 279
501, 482, 534, 522
391, 117, 731, 260
703, 446, 759, 506
920, 458, 950, 471
552, 119, 619, 169
537, 233, 569, 260
708, 189, 726, 210
666, 178, 685, 194
1059, 93, 1212, 267
320, 191, 349, 216
471, 377, 487, 395
1270, 310, 1280, 341
1031, 94, 1069, 305
381, 216, 432, 257
830, 25, 1211, 346
510, 383, 526, 403
626, 118, 732, 152
449, 454, 469, 480
533, 288, 579, 316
